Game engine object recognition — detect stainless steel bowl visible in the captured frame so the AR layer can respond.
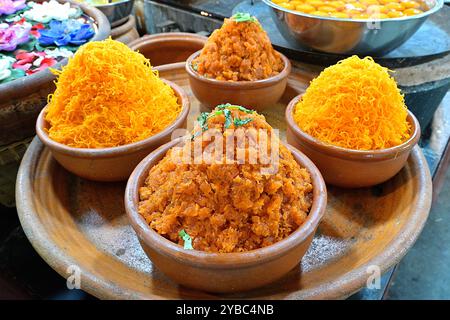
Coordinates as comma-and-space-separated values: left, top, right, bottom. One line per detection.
95, 0, 135, 27
263, 0, 444, 55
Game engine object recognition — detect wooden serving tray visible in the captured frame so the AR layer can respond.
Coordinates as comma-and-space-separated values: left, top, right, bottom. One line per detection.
16, 63, 432, 299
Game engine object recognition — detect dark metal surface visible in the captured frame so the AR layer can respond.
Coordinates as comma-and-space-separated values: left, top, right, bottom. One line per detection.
402, 79, 450, 132
149, 0, 244, 19
96, 0, 135, 27
144, 0, 222, 34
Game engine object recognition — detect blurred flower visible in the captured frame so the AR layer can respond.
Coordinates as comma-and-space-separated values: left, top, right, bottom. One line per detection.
0, 55, 15, 80
0, 23, 30, 51
39, 19, 94, 47
13, 51, 56, 75
0, 0, 26, 16
23, 0, 79, 23
44, 47, 73, 58
30, 22, 44, 37
14, 17, 43, 38
29, 56, 56, 74
12, 51, 42, 71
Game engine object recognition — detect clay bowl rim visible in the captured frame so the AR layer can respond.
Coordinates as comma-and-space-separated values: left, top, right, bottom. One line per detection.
125, 138, 327, 269
35, 79, 190, 159
185, 50, 292, 89
285, 94, 421, 161
128, 32, 207, 52
0, 0, 110, 102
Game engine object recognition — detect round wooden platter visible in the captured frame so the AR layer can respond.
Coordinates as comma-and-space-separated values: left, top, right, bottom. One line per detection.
16, 63, 433, 300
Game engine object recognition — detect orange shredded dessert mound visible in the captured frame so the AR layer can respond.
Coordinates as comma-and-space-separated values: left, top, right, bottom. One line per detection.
192, 13, 284, 81
138, 105, 313, 253
45, 38, 181, 149
293, 56, 410, 151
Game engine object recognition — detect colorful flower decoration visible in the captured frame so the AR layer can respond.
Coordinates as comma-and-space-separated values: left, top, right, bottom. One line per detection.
0, 0, 26, 16
0, 55, 15, 80
0, 0, 95, 84
0, 23, 30, 51
14, 17, 43, 37
44, 47, 73, 58
23, 0, 80, 23
30, 21, 44, 37
38, 19, 94, 47
13, 51, 56, 75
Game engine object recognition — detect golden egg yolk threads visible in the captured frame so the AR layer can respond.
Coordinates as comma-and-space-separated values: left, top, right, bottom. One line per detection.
45, 38, 181, 148
293, 56, 410, 150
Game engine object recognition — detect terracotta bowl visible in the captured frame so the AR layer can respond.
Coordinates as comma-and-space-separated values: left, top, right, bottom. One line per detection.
0, 0, 110, 146
285, 94, 421, 188
129, 33, 207, 67
111, 14, 139, 45
185, 50, 291, 111
35, 80, 190, 182
125, 139, 327, 293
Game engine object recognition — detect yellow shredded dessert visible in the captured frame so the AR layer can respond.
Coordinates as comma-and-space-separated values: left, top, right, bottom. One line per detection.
293, 56, 410, 150
45, 38, 181, 149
